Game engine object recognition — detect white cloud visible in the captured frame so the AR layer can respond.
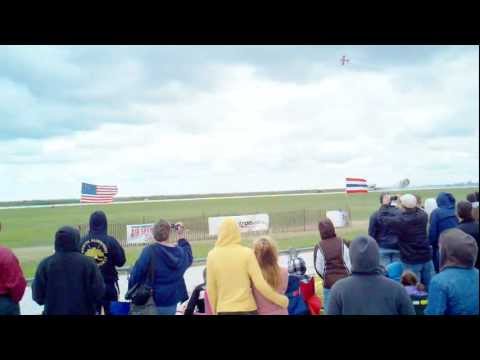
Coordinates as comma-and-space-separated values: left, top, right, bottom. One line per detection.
0, 46, 478, 201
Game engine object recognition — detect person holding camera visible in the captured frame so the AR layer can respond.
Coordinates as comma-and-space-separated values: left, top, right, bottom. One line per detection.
377, 194, 435, 289
368, 193, 402, 267
128, 220, 193, 315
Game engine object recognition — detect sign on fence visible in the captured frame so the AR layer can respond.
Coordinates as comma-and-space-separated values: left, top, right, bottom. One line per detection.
208, 214, 270, 236
326, 210, 349, 228
126, 223, 154, 245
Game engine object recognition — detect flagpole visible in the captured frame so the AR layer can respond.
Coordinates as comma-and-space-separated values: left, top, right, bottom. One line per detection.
344, 183, 352, 227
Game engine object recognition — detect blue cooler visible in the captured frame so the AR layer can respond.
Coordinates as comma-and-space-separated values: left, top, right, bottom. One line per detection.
110, 301, 131, 316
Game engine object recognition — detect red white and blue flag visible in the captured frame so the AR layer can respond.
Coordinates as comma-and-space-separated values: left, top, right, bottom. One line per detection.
80, 182, 118, 203
345, 177, 368, 194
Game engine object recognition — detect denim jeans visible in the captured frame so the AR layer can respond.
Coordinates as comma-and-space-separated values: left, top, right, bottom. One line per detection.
401, 260, 436, 290
0, 295, 20, 315
379, 248, 401, 268
156, 304, 177, 315
323, 288, 331, 314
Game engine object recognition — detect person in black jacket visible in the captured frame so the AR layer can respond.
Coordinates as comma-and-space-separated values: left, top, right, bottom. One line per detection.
32, 226, 105, 315
377, 194, 435, 290
79, 211, 126, 315
368, 193, 402, 267
457, 201, 479, 269
184, 268, 207, 315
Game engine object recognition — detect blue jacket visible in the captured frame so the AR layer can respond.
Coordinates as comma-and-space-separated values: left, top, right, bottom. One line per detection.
128, 240, 193, 307
285, 275, 310, 315
424, 267, 479, 315
429, 193, 459, 249
386, 261, 404, 282
79, 211, 126, 284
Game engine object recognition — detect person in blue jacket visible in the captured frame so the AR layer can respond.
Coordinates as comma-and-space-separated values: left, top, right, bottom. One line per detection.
424, 228, 479, 315
429, 193, 459, 273
79, 211, 126, 315
285, 255, 310, 315
128, 219, 193, 315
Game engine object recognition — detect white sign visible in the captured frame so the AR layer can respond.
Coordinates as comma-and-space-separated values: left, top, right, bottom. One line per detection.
208, 214, 270, 236
126, 223, 154, 244
326, 210, 349, 228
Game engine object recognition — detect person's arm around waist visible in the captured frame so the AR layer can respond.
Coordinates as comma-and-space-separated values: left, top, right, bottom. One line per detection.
247, 253, 288, 309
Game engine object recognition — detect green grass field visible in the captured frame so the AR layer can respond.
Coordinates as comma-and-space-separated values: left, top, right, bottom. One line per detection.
1, 187, 476, 278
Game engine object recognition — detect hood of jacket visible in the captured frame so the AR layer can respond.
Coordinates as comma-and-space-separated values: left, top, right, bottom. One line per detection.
54, 226, 81, 253
89, 211, 108, 235
318, 218, 336, 240
215, 218, 241, 247
349, 235, 381, 274
152, 241, 189, 270
436, 192, 456, 209
439, 228, 478, 270
433, 192, 457, 221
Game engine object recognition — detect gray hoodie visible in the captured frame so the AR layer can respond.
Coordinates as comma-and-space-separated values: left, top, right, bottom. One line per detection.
328, 235, 415, 315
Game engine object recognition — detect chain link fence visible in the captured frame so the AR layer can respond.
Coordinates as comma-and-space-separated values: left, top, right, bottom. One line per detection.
78, 208, 350, 248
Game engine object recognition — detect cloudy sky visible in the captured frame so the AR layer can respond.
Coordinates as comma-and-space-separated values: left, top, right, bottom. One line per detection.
0, 45, 478, 201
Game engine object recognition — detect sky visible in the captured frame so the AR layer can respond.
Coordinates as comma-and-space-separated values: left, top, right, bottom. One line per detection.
0, 45, 478, 201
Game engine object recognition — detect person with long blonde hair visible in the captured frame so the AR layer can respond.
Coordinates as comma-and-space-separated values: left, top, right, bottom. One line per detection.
252, 236, 289, 315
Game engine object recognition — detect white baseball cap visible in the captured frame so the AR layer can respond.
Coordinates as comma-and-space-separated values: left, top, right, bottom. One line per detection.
400, 194, 417, 209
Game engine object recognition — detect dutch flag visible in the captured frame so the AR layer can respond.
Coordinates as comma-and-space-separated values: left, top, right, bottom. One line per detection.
345, 177, 368, 194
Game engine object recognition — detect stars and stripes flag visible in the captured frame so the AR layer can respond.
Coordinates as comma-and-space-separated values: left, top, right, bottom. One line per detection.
345, 177, 368, 194
80, 182, 118, 203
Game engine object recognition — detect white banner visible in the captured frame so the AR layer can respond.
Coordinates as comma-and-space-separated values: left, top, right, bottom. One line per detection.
326, 210, 349, 228
208, 214, 270, 236
126, 223, 155, 245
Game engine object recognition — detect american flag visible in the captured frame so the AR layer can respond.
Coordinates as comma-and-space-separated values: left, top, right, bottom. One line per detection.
80, 182, 118, 203
345, 177, 368, 194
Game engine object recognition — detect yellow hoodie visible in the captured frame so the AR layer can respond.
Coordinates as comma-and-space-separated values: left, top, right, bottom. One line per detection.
206, 218, 289, 314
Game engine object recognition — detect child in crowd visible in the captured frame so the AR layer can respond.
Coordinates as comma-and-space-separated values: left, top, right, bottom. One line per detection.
184, 268, 209, 315
400, 270, 428, 315
252, 237, 289, 315
286, 250, 322, 315
386, 261, 404, 282
285, 253, 310, 315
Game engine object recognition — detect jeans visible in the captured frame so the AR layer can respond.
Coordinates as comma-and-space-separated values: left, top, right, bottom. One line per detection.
156, 304, 177, 315
379, 248, 401, 268
432, 246, 440, 273
323, 288, 331, 314
0, 295, 20, 315
96, 282, 118, 315
401, 260, 436, 290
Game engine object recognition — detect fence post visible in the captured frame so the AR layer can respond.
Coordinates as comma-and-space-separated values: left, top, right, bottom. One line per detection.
304, 209, 306, 231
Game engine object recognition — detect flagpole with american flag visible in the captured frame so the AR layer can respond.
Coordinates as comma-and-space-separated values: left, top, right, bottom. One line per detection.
344, 177, 369, 225
80, 182, 118, 204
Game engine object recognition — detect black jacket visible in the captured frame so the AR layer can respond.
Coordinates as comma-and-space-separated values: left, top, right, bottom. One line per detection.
184, 283, 206, 315
369, 205, 402, 250
32, 226, 105, 315
79, 211, 126, 284
379, 208, 432, 264
457, 220, 479, 269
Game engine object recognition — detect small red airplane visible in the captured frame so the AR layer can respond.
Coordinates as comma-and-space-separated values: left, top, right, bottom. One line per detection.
340, 55, 350, 65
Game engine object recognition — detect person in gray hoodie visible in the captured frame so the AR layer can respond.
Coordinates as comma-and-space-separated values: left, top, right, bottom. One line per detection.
327, 235, 415, 315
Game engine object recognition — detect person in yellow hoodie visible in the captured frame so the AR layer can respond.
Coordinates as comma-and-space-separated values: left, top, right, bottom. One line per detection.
206, 218, 289, 315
